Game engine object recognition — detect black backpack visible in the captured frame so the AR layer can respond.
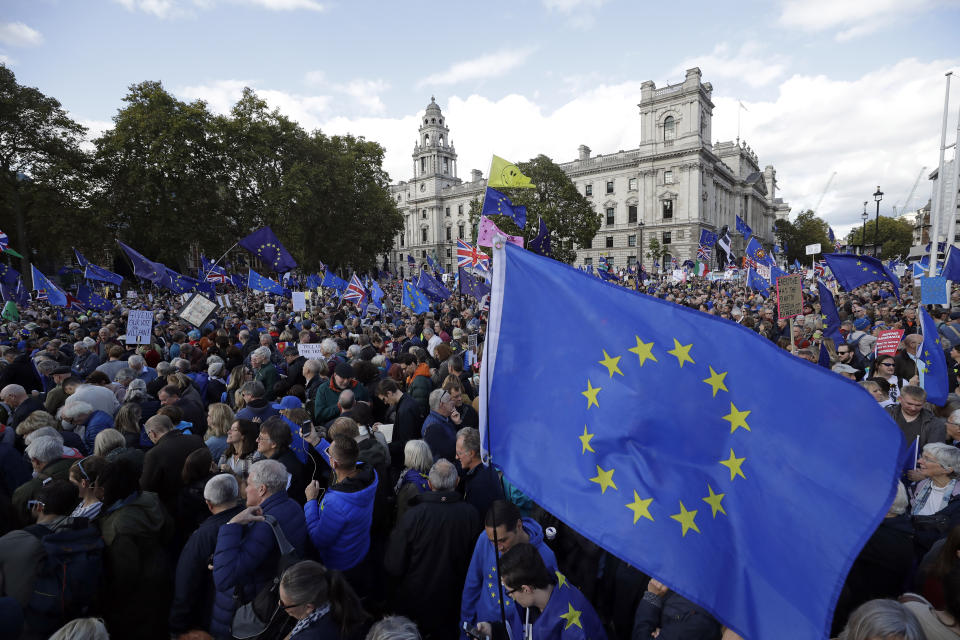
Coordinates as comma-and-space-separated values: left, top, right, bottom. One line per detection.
24, 521, 104, 635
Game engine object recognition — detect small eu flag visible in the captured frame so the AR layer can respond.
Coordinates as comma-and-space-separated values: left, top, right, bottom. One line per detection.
84, 263, 123, 287
30, 265, 67, 306
459, 267, 491, 300
818, 281, 845, 347
918, 306, 949, 405
481, 187, 527, 228
480, 243, 903, 640
247, 268, 284, 295
322, 270, 348, 292
118, 241, 172, 289
735, 215, 752, 238
76, 284, 114, 312
401, 280, 429, 313
238, 226, 298, 272
746, 268, 769, 296
822, 253, 900, 300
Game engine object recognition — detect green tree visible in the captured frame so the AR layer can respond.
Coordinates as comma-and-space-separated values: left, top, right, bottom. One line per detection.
774, 210, 832, 263
646, 238, 666, 268
845, 215, 914, 260
469, 154, 600, 264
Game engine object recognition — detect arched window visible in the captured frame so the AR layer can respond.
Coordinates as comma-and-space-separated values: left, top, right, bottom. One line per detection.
663, 116, 676, 141
424, 133, 430, 145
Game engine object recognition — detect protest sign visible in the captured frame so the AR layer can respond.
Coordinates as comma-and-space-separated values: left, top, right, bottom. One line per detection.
876, 329, 905, 356
177, 293, 218, 328
805, 243, 821, 255
292, 292, 306, 311
125, 310, 153, 344
126, 290, 137, 299
776, 274, 803, 319
264, 303, 275, 313
298, 343, 324, 359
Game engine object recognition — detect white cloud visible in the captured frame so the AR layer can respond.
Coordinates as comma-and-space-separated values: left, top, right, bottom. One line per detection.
176, 80, 332, 130
418, 47, 536, 87
74, 117, 115, 151
0, 22, 44, 47
0, 54, 14, 65
113, 0, 180, 18
242, 0, 324, 9
673, 42, 788, 88
114, 0, 323, 19
542, 0, 605, 12
778, 0, 952, 41
333, 79, 389, 115
303, 70, 325, 85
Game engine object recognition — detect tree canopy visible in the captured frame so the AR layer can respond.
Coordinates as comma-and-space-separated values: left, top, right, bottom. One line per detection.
844, 215, 914, 261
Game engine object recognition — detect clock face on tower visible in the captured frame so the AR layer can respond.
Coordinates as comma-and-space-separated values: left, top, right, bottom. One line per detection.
420, 183, 425, 192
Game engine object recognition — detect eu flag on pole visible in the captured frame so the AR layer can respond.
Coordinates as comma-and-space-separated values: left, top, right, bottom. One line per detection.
735, 215, 752, 238
746, 268, 770, 296
919, 306, 949, 405
0, 263, 20, 286
942, 245, 960, 281
481, 187, 527, 228
118, 241, 172, 289
30, 266, 67, 306
459, 267, 491, 300
480, 243, 904, 640
238, 226, 298, 272
370, 280, 385, 305
745, 237, 774, 267
426, 255, 444, 274
247, 268, 284, 295
84, 263, 123, 287
822, 253, 900, 300
73, 248, 89, 268
322, 270, 348, 292
417, 270, 452, 302
529, 217, 552, 257
401, 280, 429, 313
818, 281, 845, 347
76, 284, 114, 312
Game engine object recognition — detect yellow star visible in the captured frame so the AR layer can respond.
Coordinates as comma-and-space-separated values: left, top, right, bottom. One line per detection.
667, 338, 694, 368
670, 501, 700, 536
559, 602, 583, 630
598, 350, 623, 377
579, 425, 595, 454
582, 379, 601, 409
702, 485, 726, 518
720, 449, 746, 481
722, 403, 751, 434
628, 336, 657, 366
589, 465, 617, 494
702, 367, 728, 397
556, 571, 568, 588
626, 490, 654, 524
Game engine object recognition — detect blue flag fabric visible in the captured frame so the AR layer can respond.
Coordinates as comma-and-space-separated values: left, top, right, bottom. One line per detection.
84, 263, 124, 287
118, 241, 171, 289
459, 267, 491, 300
822, 253, 900, 300
417, 270, 452, 302
529, 217, 552, 257
247, 269, 284, 295
919, 306, 949, 405
480, 243, 904, 640
426, 255, 444, 274
745, 237, 775, 267
407, 255, 416, 267
942, 245, 960, 282
238, 226, 298, 272
76, 284, 114, 312
370, 281, 385, 305
818, 342, 832, 368
322, 270, 348, 292
770, 264, 789, 284
735, 215, 752, 238
817, 281, 845, 347
746, 268, 769, 296
699, 229, 718, 247
401, 280, 429, 313
0, 263, 20, 285
231, 272, 247, 289
73, 248, 89, 268
792, 259, 802, 272
30, 266, 67, 306
305, 273, 323, 290
481, 187, 527, 228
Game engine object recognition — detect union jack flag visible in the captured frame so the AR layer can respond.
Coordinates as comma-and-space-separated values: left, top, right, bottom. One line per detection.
65, 293, 85, 311
343, 274, 367, 305
697, 244, 710, 261
205, 265, 230, 283
456, 239, 490, 271
815, 262, 826, 278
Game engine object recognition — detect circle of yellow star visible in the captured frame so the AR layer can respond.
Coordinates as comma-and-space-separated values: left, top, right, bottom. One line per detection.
559, 602, 583, 630
628, 336, 657, 366
589, 465, 617, 494
667, 338, 694, 368
720, 449, 746, 481
582, 379, 601, 409
702, 485, 726, 518
702, 367, 728, 397
626, 490, 654, 524
670, 501, 700, 536
579, 425, 595, 454
598, 350, 623, 377
722, 403, 751, 434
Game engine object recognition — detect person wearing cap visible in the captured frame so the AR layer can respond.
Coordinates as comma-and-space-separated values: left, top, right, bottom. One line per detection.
939, 312, 960, 349
314, 361, 369, 424
831, 363, 859, 381
43, 366, 75, 415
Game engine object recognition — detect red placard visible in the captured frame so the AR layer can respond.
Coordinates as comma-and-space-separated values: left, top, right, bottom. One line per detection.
875, 329, 904, 356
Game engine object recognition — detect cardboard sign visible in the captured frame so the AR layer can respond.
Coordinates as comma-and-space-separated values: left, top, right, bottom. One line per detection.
126, 290, 137, 299
921, 277, 948, 305
125, 310, 153, 344
776, 274, 803, 319
292, 292, 306, 312
805, 243, 821, 255
468, 333, 478, 352
177, 293, 218, 328
875, 329, 905, 356
264, 303, 276, 313
298, 343, 325, 359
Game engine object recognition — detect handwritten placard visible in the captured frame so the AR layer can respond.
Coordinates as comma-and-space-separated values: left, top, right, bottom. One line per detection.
298, 343, 324, 359
125, 310, 153, 344
178, 293, 218, 328
776, 274, 803, 319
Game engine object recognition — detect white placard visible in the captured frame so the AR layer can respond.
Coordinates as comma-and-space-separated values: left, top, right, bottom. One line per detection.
895, 265, 906, 277
216, 294, 231, 308
264, 303, 276, 313
292, 292, 306, 312
125, 310, 153, 344
148, 293, 154, 302
177, 293, 218, 328
126, 290, 137, 299
298, 343, 325, 359
805, 243, 821, 255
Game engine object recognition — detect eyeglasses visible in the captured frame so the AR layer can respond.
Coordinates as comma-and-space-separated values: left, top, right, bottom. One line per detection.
503, 585, 520, 598
76, 458, 90, 482
279, 598, 304, 610
879, 362, 895, 367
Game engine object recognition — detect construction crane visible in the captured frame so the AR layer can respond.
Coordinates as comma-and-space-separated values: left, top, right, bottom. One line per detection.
894, 166, 926, 217
811, 171, 837, 215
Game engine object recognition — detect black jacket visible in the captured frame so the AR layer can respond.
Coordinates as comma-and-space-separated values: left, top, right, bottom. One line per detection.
460, 463, 503, 523
0, 354, 42, 393
270, 448, 309, 506
388, 393, 426, 471
140, 429, 205, 517
633, 591, 722, 640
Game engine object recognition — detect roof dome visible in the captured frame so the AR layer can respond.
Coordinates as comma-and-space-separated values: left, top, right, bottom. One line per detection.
425, 96, 442, 114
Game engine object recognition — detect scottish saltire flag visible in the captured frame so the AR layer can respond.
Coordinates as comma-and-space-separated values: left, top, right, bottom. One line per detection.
73, 248, 89, 268
456, 239, 490, 271
529, 217, 552, 257
118, 241, 171, 288
822, 253, 900, 300
322, 270, 348, 292
818, 281, 845, 347
0, 263, 20, 286
417, 270, 452, 302
247, 268, 284, 295
401, 280, 429, 313
480, 243, 904, 640
84, 263, 123, 287
942, 245, 960, 281
746, 268, 770, 296
30, 265, 67, 306
481, 187, 527, 228
735, 215, 752, 238
426, 255, 445, 274
238, 226, 297, 272
459, 267, 491, 300
76, 284, 113, 312
919, 306, 949, 405
745, 237, 775, 267
343, 275, 367, 305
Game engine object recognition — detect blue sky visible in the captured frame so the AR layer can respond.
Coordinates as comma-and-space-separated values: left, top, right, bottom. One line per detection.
4, 0, 960, 238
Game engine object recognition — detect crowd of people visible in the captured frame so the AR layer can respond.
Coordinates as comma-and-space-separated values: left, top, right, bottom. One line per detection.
0, 270, 958, 640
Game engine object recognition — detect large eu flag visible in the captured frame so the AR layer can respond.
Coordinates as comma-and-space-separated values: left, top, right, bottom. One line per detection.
76, 284, 114, 312
481, 187, 527, 228
238, 227, 298, 273
401, 280, 429, 314
480, 243, 903, 640
322, 270, 348, 292
118, 241, 171, 289
919, 306, 949, 405
459, 267, 490, 300
417, 270, 451, 302
84, 263, 123, 287
823, 253, 900, 300
30, 266, 67, 306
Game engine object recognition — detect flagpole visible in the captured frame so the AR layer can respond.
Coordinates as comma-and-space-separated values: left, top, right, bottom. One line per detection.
930, 72, 953, 278
203, 242, 239, 282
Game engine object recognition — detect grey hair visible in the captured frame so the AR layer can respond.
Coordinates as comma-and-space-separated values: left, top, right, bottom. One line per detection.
951, 408, 960, 425
422, 327, 434, 338
247, 459, 288, 495
93, 428, 125, 457
36, 359, 57, 375
127, 354, 145, 370
403, 439, 433, 475
208, 361, 226, 378
252, 346, 271, 362
347, 344, 362, 359
171, 357, 191, 373
839, 599, 924, 640
48, 617, 110, 640
303, 358, 325, 376
25, 426, 63, 446
321, 338, 338, 356
240, 380, 265, 398
60, 401, 94, 421
204, 473, 239, 505
115, 367, 135, 384
371, 355, 386, 369
428, 388, 448, 411
889, 481, 909, 516
365, 616, 422, 640
457, 427, 480, 455
338, 388, 356, 411
73, 341, 87, 351
156, 361, 174, 376
428, 459, 458, 492
26, 435, 62, 464
923, 442, 960, 477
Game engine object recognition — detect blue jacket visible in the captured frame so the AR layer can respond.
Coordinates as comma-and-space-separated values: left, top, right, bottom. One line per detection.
304, 465, 378, 571
421, 410, 458, 462
212, 491, 308, 638
461, 517, 557, 633
82, 410, 115, 454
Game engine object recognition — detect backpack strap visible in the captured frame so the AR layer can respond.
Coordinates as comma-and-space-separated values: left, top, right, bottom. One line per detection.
261, 514, 294, 557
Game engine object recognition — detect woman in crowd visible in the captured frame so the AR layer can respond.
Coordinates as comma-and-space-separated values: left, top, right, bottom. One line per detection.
204, 402, 234, 461
217, 418, 262, 476
278, 560, 369, 640
394, 439, 432, 522
68, 455, 106, 520
911, 443, 960, 554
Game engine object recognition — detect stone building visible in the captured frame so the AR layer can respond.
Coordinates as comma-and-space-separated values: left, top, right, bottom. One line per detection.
386, 68, 790, 276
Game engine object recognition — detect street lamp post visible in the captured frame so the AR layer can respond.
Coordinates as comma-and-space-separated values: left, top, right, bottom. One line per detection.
861, 203, 868, 256
638, 221, 645, 273
873, 186, 883, 257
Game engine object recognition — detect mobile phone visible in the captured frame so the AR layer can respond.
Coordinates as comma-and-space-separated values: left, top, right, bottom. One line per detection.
27, 500, 43, 511
300, 420, 313, 437
461, 623, 486, 640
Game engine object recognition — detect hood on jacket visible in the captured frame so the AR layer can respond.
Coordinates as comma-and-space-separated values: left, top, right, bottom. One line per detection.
408, 362, 431, 382
330, 464, 377, 500
99, 491, 168, 543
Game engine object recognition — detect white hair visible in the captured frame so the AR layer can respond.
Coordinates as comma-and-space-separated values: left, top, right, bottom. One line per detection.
26, 435, 63, 464
321, 338, 338, 356
73, 341, 87, 351
60, 401, 94, 421
428, 459, 458, 492
247, 459, 288, 495
48, 617, 110, 640
127, 354, 145, 370
25, 426, 63, 446
252, 346, 271, 362
204, 474, 239, 505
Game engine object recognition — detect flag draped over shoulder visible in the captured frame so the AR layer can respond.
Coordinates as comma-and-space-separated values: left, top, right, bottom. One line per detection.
247, 268, 284, 295
480, 243, 904, 640
30, 265, 67, 306
823, 253, 900, 300
238, 226, 298, 272
919, 306, 949, 405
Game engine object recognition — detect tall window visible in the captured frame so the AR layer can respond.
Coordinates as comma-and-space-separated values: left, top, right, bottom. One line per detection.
583, 238, 593, 249
446, 249, 452, 258
422, 209, 427, 219
629, 178, 638, 190
662, 231, 672, 245
458, 223, 465, 238
446, 227, 452, 241
584, 258, 593, 267
421, 228, 428, 242
606, 236, 614, 248
628, 205, 638, 223
628, 234, 637, 247
445, 207, 450, 217
585, 184, 593, 196
458, 204, 463, 214
664, 170, 673, 184
606, 208, 615, 226
628, 255, 637, 267
664, 116, 676, 141
400, 234, 405, 247
606, 181, 614, 194
421, 157, 426, 172
662, 200, 673, 220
